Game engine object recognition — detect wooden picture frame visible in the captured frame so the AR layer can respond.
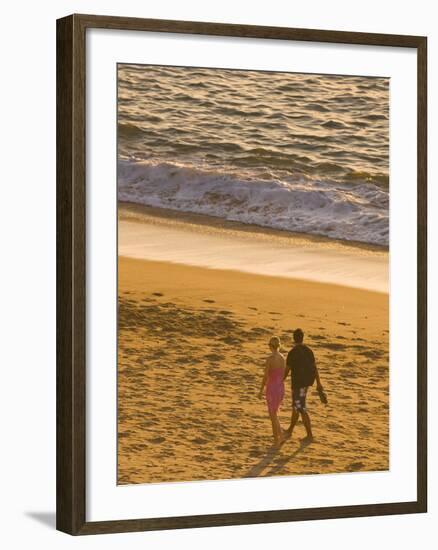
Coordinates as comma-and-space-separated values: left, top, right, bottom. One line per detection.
56, 13, 427, 535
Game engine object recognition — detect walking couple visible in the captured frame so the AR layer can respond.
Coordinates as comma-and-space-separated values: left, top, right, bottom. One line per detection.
258, 328, 324, 447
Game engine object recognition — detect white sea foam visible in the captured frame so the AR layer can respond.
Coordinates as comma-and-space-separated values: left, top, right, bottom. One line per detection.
118, 159, 389, 246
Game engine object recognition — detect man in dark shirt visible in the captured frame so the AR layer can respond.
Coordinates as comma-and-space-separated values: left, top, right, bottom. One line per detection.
284, 328, 323, 441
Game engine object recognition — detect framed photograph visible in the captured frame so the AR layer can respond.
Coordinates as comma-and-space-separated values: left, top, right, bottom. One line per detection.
56, 14, 427, 535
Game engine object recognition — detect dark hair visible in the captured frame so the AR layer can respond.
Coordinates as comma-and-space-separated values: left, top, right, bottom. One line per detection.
293, 328, 304, 343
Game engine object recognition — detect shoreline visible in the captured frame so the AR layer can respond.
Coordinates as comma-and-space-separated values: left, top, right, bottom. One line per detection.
119, 201, 389, 253
118, 202, 389, 293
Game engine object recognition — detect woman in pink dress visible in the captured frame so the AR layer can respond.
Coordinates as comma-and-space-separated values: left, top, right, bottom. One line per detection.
258, 336, 286, 446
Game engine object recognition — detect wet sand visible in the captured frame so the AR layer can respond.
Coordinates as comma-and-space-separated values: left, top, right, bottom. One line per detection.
118, 203, 388, 293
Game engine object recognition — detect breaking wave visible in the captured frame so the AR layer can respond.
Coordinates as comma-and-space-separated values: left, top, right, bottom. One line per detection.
118, 159, 389, 246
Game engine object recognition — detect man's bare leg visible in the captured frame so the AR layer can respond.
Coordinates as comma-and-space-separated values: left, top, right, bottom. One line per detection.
300, 410, 313, 440
285, 409, 299, 437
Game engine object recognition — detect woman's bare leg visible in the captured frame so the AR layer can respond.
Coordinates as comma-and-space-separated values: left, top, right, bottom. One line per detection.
275, 415, 283, 441
269, 413, 278, 442
275, 413, 283, 439
270, 411, 284, 445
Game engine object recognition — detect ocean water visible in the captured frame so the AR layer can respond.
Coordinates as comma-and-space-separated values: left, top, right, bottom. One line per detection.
118, 64, 389, 246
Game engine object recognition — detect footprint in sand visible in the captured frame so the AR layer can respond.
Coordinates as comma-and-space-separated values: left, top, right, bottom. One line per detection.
322, 342, 347, 351
327, 422, 340, 430
191, 437, 209, 445
250, 327, 270, 335
149, 436, 166, 444
348, 461, 365, 471
249, 307, 258, 311
317, 458, 334, 465
310, 334, 327, 341
217, 443, 233, 451
175, 356, 194, 364
375, 365, 388, 374
205, 353, 225, 362
221, 336, 242, 345
204, 299, 215, 303
359, 349, 385, 360
152, 292, 164, 297
340, 369, 354, 378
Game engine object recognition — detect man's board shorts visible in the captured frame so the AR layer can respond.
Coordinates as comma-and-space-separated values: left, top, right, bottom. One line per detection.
292, 386, 308, 411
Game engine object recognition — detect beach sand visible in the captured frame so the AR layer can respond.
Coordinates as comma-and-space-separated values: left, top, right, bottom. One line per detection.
117, 211, 389, 484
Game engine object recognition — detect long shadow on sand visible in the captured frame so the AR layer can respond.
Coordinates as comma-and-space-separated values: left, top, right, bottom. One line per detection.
244, 439, 311, 478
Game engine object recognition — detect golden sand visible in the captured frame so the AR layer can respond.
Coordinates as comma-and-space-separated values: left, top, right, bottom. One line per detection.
117, 256, 389, 485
